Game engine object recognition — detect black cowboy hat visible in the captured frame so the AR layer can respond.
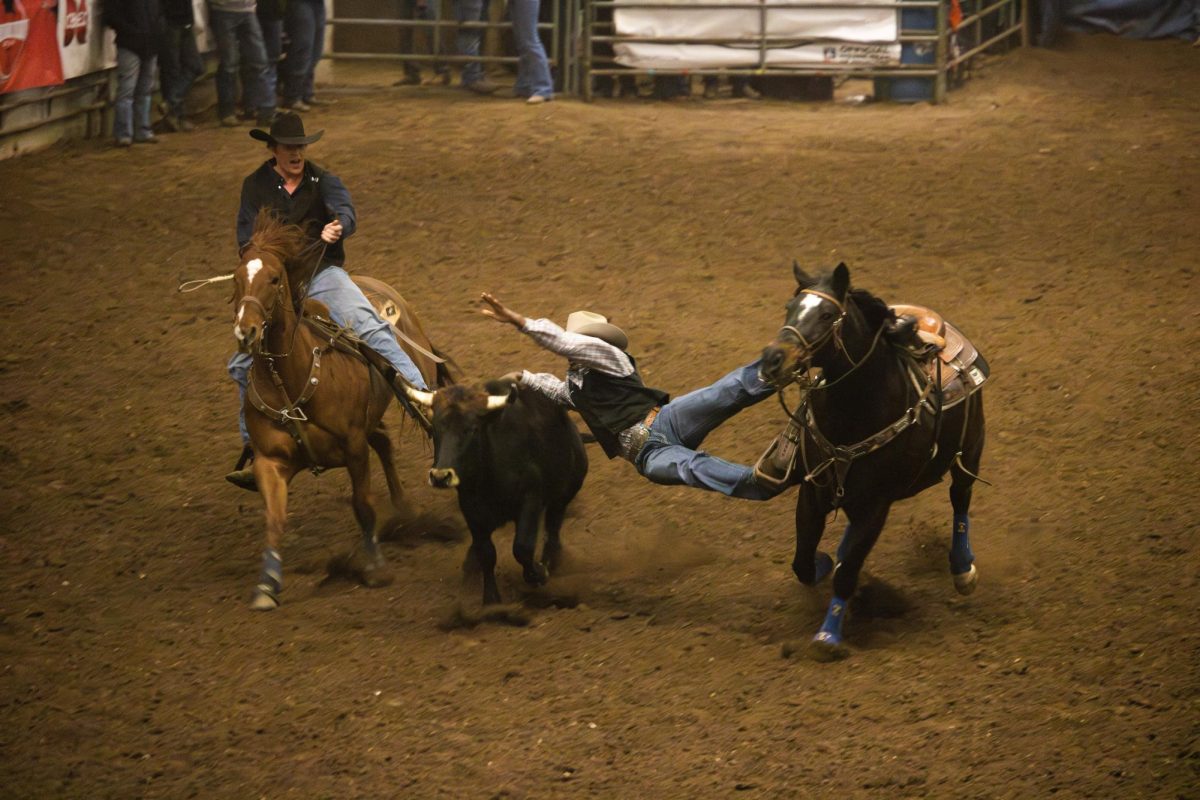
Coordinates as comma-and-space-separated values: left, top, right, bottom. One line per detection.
249, 112, 324, 145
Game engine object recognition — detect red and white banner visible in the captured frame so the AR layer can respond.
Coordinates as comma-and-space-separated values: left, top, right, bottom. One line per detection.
59, 0, 115, 81
1, 0, 64, 93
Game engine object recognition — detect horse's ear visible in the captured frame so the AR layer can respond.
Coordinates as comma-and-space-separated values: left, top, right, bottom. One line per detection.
831, 262, 850, 300
792, 260, 816, 288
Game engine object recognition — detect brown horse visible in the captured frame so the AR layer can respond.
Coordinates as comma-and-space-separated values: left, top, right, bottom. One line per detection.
232, 214, 452, 610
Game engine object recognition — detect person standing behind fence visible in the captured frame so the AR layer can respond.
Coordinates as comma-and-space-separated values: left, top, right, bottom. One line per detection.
158, 0, 202, 132
256, 0, 285, 107
454, 0, 498, 94
103, 0, 164, 146
394, 0, 451, 87
282, 0, 331, 110
208, 0, 274, 127
511, 0, 551, 103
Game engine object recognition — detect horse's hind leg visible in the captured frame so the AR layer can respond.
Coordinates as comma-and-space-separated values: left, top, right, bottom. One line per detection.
949, 401, 985, 595
251, 457, 295, 611
346, 446, 392, 588
368, 423, 411, 519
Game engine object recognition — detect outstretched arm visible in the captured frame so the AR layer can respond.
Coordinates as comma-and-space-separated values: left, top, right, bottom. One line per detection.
480, 292, 633, 377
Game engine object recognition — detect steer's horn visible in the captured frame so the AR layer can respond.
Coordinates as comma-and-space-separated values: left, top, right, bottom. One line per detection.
403, 385, 435, 407
486, 394, 510, 410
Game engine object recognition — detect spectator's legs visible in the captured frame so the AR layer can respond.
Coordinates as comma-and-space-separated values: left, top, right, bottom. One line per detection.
113, 47, 138, 143
259, 15, 284, 106
209, 9, 242, 120
511, 0, 552, 99
283, 0, 315, 106
454, 0, 485, 86
133, 53, 158, 141
302, 0, 326, 102
421, 0, 451, 81
236, 12, 274, 123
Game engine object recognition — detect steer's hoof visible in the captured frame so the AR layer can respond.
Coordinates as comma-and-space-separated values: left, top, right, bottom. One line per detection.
250, 589, 279, 611
808, 631, 849, 662
952, 563, 978, 596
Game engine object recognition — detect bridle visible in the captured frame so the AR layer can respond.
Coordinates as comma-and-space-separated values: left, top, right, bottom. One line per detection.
772, 288, 886, 393
236, 266, 290, 357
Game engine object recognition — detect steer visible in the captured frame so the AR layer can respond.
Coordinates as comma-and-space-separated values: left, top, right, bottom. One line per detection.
405, 380, 588, 605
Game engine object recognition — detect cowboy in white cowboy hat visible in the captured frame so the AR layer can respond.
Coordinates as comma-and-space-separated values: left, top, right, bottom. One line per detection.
224, 113, 429, 490
477, 292, 784, 500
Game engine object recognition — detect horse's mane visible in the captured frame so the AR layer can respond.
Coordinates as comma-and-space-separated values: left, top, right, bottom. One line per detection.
848, 287, 895, 331
243, 212, 314, 282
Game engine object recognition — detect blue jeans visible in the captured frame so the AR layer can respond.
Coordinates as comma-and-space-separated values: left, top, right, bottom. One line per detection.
158, 24, 203, 117
511, 0, 552, 98
114, 48, 157, 141
209, 9, 271, 119
283, 0, 325, 103
228, 266, 429, 443
401, 0, 450, 80
258, 16, 284, 103
636, 359, 783, 500
454, 0, 486, 85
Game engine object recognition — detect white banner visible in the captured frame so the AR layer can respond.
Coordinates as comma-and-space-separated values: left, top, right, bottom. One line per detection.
614, 0, 898, 44
614, 40, 900, 68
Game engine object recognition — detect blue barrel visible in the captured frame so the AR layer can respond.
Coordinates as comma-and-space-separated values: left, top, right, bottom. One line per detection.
875, 0, 936, 102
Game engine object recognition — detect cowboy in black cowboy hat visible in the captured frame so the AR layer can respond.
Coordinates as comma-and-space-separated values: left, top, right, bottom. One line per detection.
224, 112, 429, 490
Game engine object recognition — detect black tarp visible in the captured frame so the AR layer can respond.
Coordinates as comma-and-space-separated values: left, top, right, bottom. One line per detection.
1036, 0, 1199, 45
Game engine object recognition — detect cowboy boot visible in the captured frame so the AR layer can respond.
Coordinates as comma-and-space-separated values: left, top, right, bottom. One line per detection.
225, 444, 259, 492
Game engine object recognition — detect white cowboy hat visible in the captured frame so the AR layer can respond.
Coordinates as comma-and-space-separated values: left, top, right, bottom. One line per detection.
565, 310, 628, 350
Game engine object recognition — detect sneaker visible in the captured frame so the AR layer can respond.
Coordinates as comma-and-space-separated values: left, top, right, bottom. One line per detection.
303, 96, 333, 106
526, 94, 550, 105
282, 99, 311, 112
115, 137, 132, 148
464, 78, 499, 95
133, 134, 159, 144
734, 84, 762, 100
220, 115, 240, 127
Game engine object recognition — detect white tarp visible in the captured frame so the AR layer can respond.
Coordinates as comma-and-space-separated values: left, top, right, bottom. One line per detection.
612, 0, 901, 69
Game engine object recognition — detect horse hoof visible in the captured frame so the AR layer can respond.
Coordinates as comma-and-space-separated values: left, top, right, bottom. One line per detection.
808, 632, 849, 662
813, 551, 834, 584
953, 563, 978, 596
361, 564, 395, 589
249, 591, 279, 611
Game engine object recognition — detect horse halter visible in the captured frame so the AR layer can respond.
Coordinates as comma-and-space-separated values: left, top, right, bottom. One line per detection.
776, 288, 847, 371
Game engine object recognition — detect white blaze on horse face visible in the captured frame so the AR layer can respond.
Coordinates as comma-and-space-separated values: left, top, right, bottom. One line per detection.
794, 292, 825, 324
245, 258, 264, 287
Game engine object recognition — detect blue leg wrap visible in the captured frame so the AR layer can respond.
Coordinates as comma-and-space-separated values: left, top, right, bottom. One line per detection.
814, 595, 848, 646
950, 513, 974, 575
259, 548, 282, 597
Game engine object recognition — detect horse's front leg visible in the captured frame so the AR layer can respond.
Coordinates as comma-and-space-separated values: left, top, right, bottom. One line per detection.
368, 423, 411, 520
792, 486, 833, 586
251, 456, 295, 611
812, 502, 890, 655
346, 442, 392, 588
948, 398, 985, 595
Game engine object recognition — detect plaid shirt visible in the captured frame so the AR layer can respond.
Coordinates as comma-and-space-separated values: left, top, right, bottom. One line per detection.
518, 317, 635, 408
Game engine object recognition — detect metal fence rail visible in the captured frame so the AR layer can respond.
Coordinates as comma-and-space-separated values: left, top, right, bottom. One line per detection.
580, 0, 1023, 102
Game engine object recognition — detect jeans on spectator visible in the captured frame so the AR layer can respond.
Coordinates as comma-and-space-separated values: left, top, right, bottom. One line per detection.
511, 0, 552, 98
454, 0, 486, 85
283, 0, 325, 103
158, 24, 203, 117
401, 0, 449, 80
209, 8, 272, 119
636, 359, 783, 500
228, 266, 428, 444
258, 16, 284, 103
114, 47, 157, 141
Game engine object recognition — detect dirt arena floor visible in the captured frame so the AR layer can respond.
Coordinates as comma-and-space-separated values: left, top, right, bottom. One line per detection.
1, 32, 1197, 799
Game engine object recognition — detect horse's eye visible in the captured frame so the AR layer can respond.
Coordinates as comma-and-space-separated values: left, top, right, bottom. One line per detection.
821, 311, 834, 320
270, 276, 280, 285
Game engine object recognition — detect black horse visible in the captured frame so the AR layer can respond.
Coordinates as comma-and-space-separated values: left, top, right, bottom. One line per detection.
759, 262, 988, 658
